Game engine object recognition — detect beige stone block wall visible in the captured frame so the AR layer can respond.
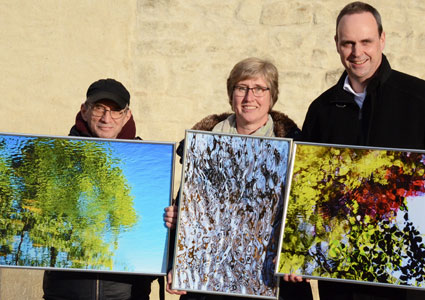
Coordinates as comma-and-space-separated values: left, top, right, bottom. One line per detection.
133, 0, 425, 145
1, 0, 425, 299
0, 0, 137, 136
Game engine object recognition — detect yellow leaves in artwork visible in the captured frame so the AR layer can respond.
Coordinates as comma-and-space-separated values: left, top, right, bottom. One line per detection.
328, 240, 343, 259
21, 205, 42, 214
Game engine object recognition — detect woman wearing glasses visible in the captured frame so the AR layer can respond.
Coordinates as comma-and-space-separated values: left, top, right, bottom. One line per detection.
165, 57, 311, 300
194, 57, 300, 138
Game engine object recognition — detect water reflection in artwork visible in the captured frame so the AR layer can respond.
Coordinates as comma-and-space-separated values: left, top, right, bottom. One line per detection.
174, 130, 291, 298
0, 133, 174, 275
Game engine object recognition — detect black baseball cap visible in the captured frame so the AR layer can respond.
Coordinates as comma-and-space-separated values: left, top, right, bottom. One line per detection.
86, 78, 130, 109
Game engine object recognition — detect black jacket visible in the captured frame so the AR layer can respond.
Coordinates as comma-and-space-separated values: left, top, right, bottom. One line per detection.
302, 54, 425, 150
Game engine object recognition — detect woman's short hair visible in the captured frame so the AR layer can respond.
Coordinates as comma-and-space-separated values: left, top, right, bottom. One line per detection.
226, 57, 279, 110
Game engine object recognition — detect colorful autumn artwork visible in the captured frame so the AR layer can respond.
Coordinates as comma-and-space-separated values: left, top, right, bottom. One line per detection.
277, 143, 425, 288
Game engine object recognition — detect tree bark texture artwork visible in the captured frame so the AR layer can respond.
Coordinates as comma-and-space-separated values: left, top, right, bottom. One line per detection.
173, 130, 292, 298
277, 142, 425, 289
0, 133, 174, 275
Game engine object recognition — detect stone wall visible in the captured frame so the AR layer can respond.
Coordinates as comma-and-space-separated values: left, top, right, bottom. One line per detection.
1, 0, 425, 299
132, 0, 425, 142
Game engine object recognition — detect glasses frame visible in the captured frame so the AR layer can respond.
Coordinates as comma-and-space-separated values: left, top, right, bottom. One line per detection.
89, 103, 129, 120
233, 85, 270, 97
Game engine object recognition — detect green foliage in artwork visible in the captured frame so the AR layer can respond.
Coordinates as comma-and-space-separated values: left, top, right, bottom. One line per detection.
279, 145, 425, 286
0, 137, 137, 269
0, 141, 18, 258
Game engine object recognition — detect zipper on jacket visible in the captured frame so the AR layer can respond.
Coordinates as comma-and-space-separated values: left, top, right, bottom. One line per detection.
96, 277, 99, 300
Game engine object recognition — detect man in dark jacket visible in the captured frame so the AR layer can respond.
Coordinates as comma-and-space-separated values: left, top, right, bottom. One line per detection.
303, 1, 425, 150
302, 2, 425, 300
43, 78, 155, 300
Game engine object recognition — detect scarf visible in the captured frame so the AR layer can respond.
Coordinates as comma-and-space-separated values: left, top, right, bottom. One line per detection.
212, 113, 275, 137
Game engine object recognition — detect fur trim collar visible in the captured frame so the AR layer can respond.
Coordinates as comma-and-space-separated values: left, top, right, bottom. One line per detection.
191, 110, 298, 138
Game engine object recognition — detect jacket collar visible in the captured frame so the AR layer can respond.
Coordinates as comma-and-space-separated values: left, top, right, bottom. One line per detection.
190, 110, 298, 138
330, 54, 392, 104
176, 110, 299, 161
366, 53, 392, 91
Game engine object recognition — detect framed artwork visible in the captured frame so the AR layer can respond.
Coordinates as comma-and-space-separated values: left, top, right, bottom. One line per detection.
0, 132, 175, 275
276, 142, 425, 290
172, 130, 292, 298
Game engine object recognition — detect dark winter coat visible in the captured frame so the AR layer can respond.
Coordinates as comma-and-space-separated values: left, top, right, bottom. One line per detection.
302, 54, 425, 150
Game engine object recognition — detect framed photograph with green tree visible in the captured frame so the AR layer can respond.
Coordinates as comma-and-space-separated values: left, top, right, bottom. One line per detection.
276, 142, 425, 290
0, 132, 175, 275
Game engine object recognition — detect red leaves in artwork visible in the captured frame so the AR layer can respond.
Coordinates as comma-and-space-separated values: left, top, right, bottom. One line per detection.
320, 160, 425, 222
352, 181, 402, 221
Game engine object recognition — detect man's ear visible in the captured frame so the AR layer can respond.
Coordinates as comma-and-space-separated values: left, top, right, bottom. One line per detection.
334, 34, 340, 53
124, 109, 132, 124
380, 31, 386, 52
80, 103, 89, 122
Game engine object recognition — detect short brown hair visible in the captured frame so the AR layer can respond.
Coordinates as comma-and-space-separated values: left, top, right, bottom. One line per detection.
226, 57, 279, 110
336, 2, 383, 36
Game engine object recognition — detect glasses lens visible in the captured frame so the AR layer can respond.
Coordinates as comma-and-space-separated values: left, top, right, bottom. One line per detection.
110, 110, 124, 119
234, 86, 247, 97
91, 105, 104, 117
252, 88, 263, 97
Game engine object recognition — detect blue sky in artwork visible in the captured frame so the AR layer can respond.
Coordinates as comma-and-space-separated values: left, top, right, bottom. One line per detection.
104, 140, 174, 274
396, 195, 425, 235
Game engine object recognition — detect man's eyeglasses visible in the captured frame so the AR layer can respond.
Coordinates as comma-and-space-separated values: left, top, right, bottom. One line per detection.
233, 85, 270, 97
90, 104, 128, 119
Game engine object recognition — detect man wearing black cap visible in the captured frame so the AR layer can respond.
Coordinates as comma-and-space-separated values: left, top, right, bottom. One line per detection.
70, 78, 135, 139
43, 79, 155, 300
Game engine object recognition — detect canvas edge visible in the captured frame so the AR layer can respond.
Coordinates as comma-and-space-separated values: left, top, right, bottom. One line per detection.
275, 141, 298, 277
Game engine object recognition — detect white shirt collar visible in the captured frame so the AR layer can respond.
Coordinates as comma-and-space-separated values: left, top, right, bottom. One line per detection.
343, 76, 367, 109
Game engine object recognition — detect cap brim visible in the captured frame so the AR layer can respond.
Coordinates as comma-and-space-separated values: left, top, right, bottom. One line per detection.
86, 91, 127, 109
